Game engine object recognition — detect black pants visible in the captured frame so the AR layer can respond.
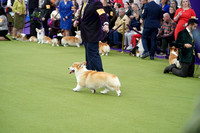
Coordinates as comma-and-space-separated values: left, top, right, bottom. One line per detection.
172, 56, 195, 77
42, 19, 49, 36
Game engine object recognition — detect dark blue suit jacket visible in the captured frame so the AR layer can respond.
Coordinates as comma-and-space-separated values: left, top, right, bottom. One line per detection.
79, 0, 108, 43
142, 1, 162, 28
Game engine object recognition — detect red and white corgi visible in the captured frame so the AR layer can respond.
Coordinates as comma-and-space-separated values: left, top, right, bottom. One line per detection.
99, 41, 110, 56
169, 46, 180, 67
36, 28, 52, 44
61, 31, 82, 47
68, 61, 121, 96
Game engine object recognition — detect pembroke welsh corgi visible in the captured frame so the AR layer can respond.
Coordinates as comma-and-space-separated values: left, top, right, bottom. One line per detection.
169, 46, 180, 67
68, 61, 121, 96
99, 41, 110, 56
52, 33, 63, 47
130, 38, 144, 57
61, 31, 82, 47
16, 33, 34, 42
29, 36, 37, 42
36, 28, 52, 44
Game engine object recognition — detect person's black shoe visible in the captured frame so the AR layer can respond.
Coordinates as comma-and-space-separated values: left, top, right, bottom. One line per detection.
141, 52, 150, 59
164, 64, 176, 73
150, 56, 154, 60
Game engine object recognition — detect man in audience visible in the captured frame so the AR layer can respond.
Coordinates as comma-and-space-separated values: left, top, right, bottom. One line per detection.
157, 13, 176, 56
164, 18, 200, 77
109, 8, 130, 48
141, 0, 162, 60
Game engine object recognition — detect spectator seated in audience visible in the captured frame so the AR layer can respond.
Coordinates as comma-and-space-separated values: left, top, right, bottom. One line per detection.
169, 6, 176, 20
108, 8, 130, 48
124, 3, 141, 50
113, 2, 121, 16
124, 2, 131, 17
130, 19, 143, 49
0, 7, 10, 41
156, 13, 176, 56
49, 6, 61, 38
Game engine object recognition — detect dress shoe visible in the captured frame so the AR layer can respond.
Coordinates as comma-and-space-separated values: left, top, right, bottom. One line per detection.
150, 56, 154, 60
163, 64, 176, 73
141, 52, 150, 59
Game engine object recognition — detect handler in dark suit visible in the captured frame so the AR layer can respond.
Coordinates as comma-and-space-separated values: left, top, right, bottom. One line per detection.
141, 0, 162, 60
73, 0, 109, 71
164, 18, 200, 77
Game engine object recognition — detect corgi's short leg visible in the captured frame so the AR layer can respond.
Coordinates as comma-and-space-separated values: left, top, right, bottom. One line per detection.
76, 43, 80, 47
73, 84, 82, 92
91, 89, 96, 94
100, 89, 109, 94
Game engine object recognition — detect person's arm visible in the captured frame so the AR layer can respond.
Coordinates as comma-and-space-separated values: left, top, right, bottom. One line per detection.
173, 9, 181, 22
66, 2, 74, 19
95, 1, 109, 32
141, 4, 147, 19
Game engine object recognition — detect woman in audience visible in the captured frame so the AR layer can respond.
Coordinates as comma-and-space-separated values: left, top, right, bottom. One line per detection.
124, 3, 141, 50
12, 0, 26, 40
169, 6, 176, 19
170, 0, 179, 10
0, 7, 10, 41
59, 0, 74, 36
160, 0, 170, 13
49, 6, 61, 38
124, 2, 131, 17
173, 0, 196, 40
114, 2, 121, 16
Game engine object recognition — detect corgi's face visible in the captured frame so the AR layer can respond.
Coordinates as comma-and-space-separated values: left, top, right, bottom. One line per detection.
36, 28, 44, 36
68, 61, 86, 74
170, 47, 178, 57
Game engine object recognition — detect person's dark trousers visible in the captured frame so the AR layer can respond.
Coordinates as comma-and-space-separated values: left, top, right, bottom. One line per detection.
161, 35, 175, 53
84, 42, 104, 72
108, 30, 122, 45
172, 56, 195, 77
42, 19, 49, 36
142, 28, 158, 56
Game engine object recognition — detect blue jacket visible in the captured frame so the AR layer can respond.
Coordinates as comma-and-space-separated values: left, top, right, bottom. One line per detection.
142, 1, 162, 28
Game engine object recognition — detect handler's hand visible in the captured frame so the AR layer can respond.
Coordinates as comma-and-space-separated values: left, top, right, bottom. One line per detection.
184, 43, 192, 48
73, 20, 79, 27
103, 25, 109, 33
198, 53, 200, 59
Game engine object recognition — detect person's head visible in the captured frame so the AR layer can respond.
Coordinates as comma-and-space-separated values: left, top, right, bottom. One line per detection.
124, 2, 129, 9
131, 3, 139, 11
0, 7, 6, 16
118, 8, 125, 17
161, 0, 168, 5
180, 0, 191, 8
129, 0, 134, 4
114, 3, 121, 9
170, 0, 178, 8
169, 6, 176, 14
163, 13, 170, 22
187, 18, 198, 31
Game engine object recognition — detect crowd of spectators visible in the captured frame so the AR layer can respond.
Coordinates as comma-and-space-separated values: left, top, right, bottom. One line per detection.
0, 0, 197, 58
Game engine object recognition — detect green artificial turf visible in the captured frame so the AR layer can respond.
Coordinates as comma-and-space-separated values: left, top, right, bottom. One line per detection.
0, 40, 200, 133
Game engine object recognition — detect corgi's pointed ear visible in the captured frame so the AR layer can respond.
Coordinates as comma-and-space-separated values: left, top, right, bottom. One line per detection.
79, 61, 86, 68
83, 61, 86, 66
36, 28, 38, 32
41, 28, 44, 32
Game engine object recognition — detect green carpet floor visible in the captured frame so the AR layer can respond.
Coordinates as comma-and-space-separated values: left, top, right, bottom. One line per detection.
0, 40, 200, 133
